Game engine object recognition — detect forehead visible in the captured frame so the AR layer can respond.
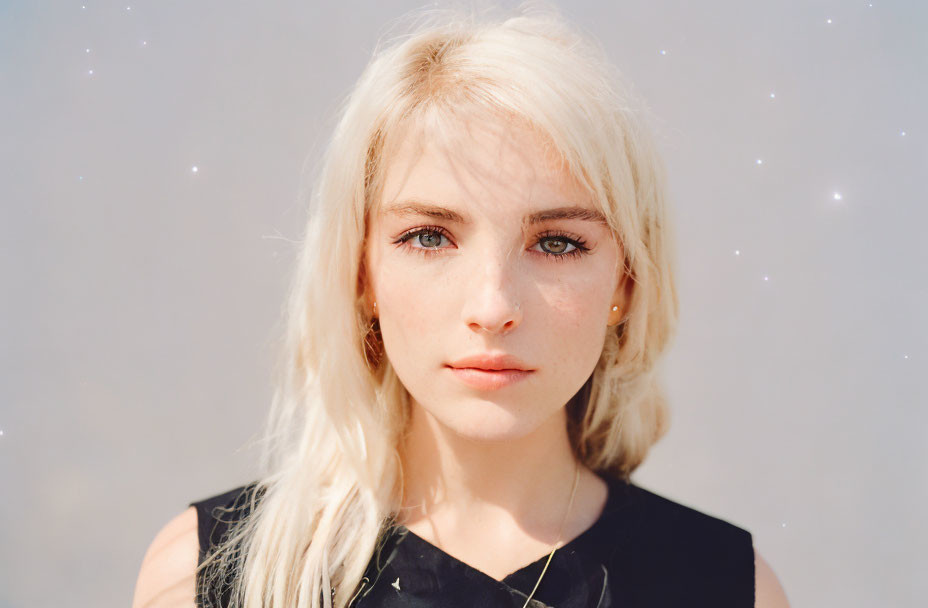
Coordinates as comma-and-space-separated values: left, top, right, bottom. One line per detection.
375, 113, 595, 220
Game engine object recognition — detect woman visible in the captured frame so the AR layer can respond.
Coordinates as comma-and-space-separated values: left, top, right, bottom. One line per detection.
132, 5, 789, 608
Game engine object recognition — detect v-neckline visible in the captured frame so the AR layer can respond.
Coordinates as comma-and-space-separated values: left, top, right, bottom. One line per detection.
393, 474, 624, 587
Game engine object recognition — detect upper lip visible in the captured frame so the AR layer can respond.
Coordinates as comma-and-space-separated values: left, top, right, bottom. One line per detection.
446, 353, 534, 371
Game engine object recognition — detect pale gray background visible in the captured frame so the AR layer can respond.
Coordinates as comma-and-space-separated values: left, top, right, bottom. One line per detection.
1, 1, 925, 606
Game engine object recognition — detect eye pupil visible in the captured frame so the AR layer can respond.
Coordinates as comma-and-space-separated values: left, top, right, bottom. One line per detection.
419, 232, 442, 247
543, 238, 569, 254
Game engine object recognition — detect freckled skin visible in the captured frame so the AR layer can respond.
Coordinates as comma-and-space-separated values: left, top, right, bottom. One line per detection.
363, 116, 628, 442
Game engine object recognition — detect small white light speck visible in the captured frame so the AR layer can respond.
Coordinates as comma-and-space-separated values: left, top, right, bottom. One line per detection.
85, 48, 90, 53
142, 40, 148, 46
78, 176, 84, 181
900, 130, 906, 136
734, 250, 740, 256
763, 276, 769, 282
903, 354, 909, 359
659, 49, 666, 55
82, 5, 86, 8
126, 5, 131, 10
392, 577, 401, 591
833, 192, 843, 200
0, 429, 4, 436
826, 18, 832, 24
192, 166, 199, 173
756, 159, 763, 165
88, 69, 94, 75
781, 522, 786, 528
770, 92, 776, 99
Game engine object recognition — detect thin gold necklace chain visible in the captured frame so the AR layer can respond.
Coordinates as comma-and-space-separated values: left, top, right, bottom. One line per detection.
520, 459, 581, 608
354, 462, 584, 608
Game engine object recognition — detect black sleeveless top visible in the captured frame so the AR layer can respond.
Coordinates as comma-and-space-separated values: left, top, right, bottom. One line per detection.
189, 476, 754, 607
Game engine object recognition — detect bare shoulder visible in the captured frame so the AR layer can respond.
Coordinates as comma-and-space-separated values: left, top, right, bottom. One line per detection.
754, 548, 790, 608
131, 505, 200, 608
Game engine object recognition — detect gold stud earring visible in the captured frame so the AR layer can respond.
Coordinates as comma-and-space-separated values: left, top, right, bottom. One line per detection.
609, 305, 622, 328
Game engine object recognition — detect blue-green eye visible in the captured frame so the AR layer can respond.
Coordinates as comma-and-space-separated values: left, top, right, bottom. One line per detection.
393, 225, 590, 262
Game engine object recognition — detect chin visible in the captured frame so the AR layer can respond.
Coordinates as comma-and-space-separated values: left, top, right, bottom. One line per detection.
433, 403, 547, 442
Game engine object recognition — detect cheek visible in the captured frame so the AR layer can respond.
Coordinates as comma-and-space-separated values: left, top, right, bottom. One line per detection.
378, 257, 458, 314
539, 280, 612, 375
374, 258, 458, 363
544, 268, 613, 321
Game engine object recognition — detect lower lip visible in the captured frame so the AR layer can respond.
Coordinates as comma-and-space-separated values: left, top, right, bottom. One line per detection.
445, 366, 533, 390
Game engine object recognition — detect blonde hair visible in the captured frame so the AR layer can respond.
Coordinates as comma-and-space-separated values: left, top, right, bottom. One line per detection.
196, 2, 679, 607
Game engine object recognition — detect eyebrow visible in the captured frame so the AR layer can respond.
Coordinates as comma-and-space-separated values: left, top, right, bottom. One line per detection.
382, 200, 608, 226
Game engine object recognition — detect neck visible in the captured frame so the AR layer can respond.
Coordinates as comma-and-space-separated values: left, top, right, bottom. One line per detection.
398, 399, 580, 530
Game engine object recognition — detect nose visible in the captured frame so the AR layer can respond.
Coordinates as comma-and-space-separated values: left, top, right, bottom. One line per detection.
461, 244, 524, 336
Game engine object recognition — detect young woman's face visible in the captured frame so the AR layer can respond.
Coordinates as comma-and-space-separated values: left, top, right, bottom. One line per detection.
364, 116, 629, 441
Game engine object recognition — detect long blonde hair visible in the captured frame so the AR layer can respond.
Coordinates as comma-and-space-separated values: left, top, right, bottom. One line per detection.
196, 3, 679, 607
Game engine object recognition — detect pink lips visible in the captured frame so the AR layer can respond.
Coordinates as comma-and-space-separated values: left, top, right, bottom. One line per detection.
445, 352, 535, 390
446, 367, 533, 390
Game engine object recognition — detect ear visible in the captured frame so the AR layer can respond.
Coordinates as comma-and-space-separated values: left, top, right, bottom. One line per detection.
607, 267, 634, 327
356, 257, 377, 318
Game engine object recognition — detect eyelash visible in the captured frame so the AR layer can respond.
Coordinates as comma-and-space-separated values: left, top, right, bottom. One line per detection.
393, 225, 591, 262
